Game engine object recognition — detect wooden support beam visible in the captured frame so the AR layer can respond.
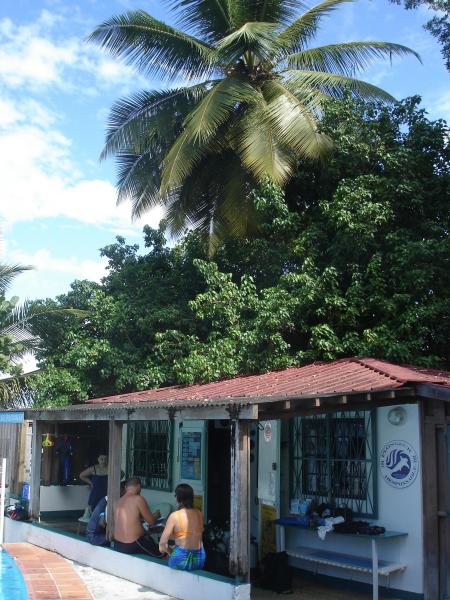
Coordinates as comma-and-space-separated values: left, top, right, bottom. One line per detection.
417, 384, 450, 403
182, 404, 258, 421
106, 420, 123, 542
229, 418, 250, 582
26, 403, 259, 422
30, 420, 45, 520
27, 407, 171, 422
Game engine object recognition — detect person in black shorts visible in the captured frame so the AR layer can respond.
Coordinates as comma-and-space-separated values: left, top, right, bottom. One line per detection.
113, 476, 165, 558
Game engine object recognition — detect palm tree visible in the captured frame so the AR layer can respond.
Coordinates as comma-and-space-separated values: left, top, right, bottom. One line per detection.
0, 264, 86, 407
89, 0, 419, 248
0, 262, 37, 407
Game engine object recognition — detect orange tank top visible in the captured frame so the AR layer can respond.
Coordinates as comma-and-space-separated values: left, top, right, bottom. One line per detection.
173, 509, 203, 539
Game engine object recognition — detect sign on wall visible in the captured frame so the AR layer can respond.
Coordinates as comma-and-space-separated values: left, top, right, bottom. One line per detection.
180, 431, 202, 480
263, 422, 272, 442
0, 412, 24, 423
379, 440, 419, 489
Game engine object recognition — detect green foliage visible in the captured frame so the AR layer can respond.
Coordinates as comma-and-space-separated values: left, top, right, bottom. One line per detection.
89, 0, 418, 246
31, 98, 449, 405
0, 263, 38, 407
29, 365, 88, 408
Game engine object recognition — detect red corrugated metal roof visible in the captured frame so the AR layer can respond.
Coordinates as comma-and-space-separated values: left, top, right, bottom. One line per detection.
87, 357, 450, 406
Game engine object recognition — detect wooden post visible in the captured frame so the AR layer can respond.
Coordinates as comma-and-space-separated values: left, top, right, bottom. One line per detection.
229, 416, 250, 582
106, 420, 123, 542
30, 420, 45, 520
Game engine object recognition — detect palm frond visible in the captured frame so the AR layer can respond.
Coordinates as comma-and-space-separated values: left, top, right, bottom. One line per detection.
234, 102, 293, 183
0, 264, 33, 294
160, 128, 214, 194
278, 0, 353, 54
0, 375, 34, 410
166, 0, 235, 42
7, 301, 87, 333
262, 79, 332, 159
116, 151, 164, 218
164, 151, 256, 251
101, 84, 212, 160
216, 163, 257, 238
284, 69, 397, 101
216, 21, 281, 64
183, 77, 260, 142
287, 41, 421, 75
235, 0, 301, 27
87, 10, 216, 81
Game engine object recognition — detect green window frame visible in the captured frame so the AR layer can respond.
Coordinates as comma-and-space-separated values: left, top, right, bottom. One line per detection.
290, 410, 377, 518
126, 420, 173, 491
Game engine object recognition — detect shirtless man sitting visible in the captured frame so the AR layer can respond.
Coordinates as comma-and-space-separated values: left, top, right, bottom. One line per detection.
114, 476, 164, 557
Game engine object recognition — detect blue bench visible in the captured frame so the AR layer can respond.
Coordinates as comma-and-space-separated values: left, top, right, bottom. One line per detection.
275, 519, 407, 600
288, 546, 406, 577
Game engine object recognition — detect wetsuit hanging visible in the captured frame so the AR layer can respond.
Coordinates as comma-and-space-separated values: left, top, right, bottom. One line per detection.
55, 435, 73, 485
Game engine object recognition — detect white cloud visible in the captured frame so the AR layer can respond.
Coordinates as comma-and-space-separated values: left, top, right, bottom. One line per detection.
0, 99, 21, 127
9, 248, 108, 282
0, 10, 148, 92
0, 96, 163, 231
0, 17, 78, 89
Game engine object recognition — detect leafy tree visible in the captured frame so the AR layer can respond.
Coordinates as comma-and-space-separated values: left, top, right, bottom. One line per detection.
389, 1, 450, 69
31, 97, 449, 405
89, 0, 418, 247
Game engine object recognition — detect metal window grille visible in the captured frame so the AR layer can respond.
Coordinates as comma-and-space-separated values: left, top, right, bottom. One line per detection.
290, 411, 377, 517
127, 421, 172, 491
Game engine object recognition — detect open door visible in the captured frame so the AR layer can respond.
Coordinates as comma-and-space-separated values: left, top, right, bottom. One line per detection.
257, 420, 280, 559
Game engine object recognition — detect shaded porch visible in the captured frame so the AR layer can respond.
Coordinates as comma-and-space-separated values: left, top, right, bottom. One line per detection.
16, 358, 450, 600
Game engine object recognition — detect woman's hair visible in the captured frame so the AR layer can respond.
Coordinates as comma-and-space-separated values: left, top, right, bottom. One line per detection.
175, 483, 194, 509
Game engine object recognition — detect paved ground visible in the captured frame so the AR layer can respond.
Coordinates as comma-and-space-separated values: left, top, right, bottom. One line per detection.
5, 542, 395, 600
71, 562, 176, 600
74, 566, 389, 600
4, 543, 93, 600
252, 576, 396, 599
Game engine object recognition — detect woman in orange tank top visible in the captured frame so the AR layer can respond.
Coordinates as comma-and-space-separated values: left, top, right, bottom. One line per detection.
159, 483, 206, 571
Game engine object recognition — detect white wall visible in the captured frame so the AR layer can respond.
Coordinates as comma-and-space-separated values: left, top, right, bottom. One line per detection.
40, 485, 89, 512
4, 519, 250, 600
278, 404, 423, 595
257, 420, 280, 509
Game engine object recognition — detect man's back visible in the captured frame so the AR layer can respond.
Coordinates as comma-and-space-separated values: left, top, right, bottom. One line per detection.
114, 494, 145, 543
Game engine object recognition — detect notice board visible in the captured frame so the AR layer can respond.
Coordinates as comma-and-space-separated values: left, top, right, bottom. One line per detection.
180, 431, 202, 480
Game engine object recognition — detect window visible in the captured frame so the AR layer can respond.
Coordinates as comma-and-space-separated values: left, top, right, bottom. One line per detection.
290, 411, 376, 517
126, 421, 172, 490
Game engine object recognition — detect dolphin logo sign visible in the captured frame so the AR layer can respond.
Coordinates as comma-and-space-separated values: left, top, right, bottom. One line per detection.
385, 449, 411, 479
380, 441, 419, 488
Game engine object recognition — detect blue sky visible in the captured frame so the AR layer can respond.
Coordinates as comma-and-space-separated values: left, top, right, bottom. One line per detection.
0, 0, 449, 303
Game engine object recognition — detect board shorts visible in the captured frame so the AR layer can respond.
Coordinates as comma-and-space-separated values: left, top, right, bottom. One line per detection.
115, 535, 165, 558
168, 545, 206, 571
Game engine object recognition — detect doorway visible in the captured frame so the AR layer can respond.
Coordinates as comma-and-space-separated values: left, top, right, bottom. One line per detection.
206, 421, 231, 526
422, 401, 450, 600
